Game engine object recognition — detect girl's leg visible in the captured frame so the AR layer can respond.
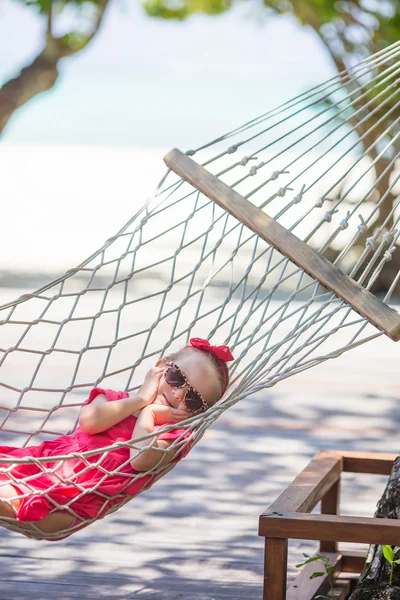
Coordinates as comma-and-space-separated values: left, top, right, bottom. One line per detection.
0, 483, 22, 517
31, 510, 75, 534
0, 483, 75, 534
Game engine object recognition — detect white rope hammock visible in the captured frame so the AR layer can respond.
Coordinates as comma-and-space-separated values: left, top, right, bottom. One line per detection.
0, 41, 399, 540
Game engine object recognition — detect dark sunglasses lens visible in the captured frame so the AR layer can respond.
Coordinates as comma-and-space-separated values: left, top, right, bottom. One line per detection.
165, 367, 186, 388
185, 389, 204, 412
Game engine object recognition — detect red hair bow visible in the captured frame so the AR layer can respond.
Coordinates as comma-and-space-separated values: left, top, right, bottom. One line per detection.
189, 338, 234, 362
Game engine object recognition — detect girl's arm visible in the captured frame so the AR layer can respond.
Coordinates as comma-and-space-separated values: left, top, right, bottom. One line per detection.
79, 393, 146, 435
79, 367, 164, 434
130, 405, 188, 472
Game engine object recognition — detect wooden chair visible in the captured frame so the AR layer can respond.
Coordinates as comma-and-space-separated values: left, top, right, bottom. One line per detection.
259, 450, 399, 599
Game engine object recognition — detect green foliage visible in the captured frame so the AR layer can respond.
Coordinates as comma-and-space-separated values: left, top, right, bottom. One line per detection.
383, 544, 395, 563
13, 0, 108, 55
20, 0, 103, 15
144, 0, 231, 20
382, 545, 400, 586
310, 571, 325, 578
271, 0, 339, 25
296, 548, 400, 599
295, 553, 329, 568
142, 0, 400, 52
295, 553, 335, 600
59, 32, 90, 51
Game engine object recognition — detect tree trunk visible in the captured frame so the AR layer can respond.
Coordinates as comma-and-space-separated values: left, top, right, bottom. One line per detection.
349, 457, 400, 599
0, 0, 109, 135
314, 32, 400, 296
0, 47, 60, 134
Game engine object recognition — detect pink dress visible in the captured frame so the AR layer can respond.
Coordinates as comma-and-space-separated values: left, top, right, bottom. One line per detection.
0, 388, 191, 535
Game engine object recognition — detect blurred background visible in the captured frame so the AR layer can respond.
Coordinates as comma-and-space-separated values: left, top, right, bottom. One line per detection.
0, 0, 347, 286
1, 1, 398, 291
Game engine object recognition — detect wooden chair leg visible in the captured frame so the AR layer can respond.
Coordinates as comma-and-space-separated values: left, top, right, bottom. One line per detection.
320, 480, 340, 553
263, 537, 288, 600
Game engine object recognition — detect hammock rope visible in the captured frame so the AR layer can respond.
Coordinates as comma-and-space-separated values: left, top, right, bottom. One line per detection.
0, 41, 399, 539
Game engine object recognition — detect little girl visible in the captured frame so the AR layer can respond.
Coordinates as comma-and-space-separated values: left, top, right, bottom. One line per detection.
0, 338, 233, 540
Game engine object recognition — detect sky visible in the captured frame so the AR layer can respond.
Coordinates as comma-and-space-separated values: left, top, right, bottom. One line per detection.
0, 0, 335, 147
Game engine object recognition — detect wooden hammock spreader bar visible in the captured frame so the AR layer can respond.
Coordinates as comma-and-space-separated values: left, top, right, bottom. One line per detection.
164, 148, 400, 342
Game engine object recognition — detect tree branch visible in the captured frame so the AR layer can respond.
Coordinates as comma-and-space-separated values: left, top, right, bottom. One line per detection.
0, 0, 110, 134
47, 2, 53, 42
58, 0, 110, 58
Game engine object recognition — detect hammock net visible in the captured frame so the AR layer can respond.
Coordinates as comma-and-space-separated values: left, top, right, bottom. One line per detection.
0, 41, 399, 539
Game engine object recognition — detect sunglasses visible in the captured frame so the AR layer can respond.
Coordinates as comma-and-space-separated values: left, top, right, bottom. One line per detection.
164, 362, 208, 414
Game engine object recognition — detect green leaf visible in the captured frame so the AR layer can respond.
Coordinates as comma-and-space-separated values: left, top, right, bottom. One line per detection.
18, 0, 103, 15
302, 556, 325, 565
296, 553, 331, 569
383, 545, 395, 563
310, 571, 325, 579
393, 559, 400, 564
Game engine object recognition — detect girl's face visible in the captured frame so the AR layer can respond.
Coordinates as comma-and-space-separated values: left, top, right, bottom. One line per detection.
153, 352, 221, 414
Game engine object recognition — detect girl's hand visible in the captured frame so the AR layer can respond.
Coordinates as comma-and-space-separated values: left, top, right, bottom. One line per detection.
146, 404, 189, 426
137, 367, 164, 406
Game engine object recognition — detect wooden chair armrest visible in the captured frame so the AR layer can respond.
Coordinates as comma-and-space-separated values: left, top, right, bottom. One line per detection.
339, 451, 397, 474
262, 451, 342, 515
259, 512, 400, 545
